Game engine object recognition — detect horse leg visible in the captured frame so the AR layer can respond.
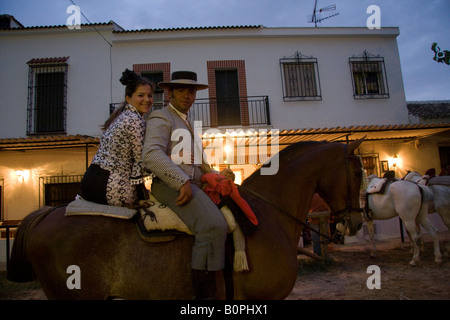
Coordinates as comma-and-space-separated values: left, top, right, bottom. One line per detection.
414, 220, 425, 252
405, 228, 414, 254
405, 227, 422, 254
402, 219, 422, 266
416, 211, 442, 265
366, 219, 377, 258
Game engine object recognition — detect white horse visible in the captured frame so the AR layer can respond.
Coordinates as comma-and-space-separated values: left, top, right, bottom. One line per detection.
404, 171, 450, 254
364, 175, 442, 266
403, 171, 450, 226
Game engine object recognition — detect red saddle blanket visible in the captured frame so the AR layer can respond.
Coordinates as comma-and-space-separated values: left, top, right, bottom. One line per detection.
201, 173, 258, 226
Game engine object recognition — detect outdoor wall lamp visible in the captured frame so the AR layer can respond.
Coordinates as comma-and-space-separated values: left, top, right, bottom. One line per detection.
392, 156, 398, 168
15, 170, 29, 182
387, 156, 398, 170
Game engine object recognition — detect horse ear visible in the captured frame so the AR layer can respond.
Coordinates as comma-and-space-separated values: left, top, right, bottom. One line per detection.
347, 136, 365, 155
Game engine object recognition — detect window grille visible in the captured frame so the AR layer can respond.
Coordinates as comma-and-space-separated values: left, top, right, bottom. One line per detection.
27, 57, 69, 134
39, 174, 82, 207
349, 51, 389, 99
141, 71, 165, 110
280, 51, 321, 101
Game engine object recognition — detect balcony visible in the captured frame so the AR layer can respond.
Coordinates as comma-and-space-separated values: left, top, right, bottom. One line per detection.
110, 95, 271, 128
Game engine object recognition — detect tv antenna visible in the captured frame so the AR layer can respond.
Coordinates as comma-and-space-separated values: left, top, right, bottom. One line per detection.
308, 0, 339, 27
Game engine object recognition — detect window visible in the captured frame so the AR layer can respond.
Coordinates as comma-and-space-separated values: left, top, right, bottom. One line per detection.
349, 51, 389, 99
27, 57, 69, 134
141, 71, 164, 110
133, 62, 171, 111
360, 155, 380, 177
280, 51, 321, 101
39, 175, 83, 207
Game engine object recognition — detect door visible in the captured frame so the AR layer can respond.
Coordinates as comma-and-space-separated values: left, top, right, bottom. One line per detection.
215, 69, 240, 126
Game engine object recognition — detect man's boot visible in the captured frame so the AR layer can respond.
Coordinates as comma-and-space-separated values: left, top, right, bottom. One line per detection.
191, 269, 217, 300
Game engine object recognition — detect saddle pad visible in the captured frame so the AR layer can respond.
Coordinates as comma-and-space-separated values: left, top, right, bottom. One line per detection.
138, 195, 193, 235
65, 194, 237, 235
65, 195, 193, 234
366, 177, 387, 194
139, 194, 237, 235
65, 196, 136, 219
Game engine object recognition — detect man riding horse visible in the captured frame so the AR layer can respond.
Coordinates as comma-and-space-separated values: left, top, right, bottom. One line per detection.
142, 71, 230, 299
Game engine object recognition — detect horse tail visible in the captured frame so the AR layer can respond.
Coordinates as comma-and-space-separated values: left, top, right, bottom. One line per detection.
418, 185, 433, 203
7, 206, 56, 282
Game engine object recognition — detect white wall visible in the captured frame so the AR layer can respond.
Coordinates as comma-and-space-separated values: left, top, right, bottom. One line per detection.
111, 27, 407, 130
0, 26, 114, 139
0, 26, 407, 140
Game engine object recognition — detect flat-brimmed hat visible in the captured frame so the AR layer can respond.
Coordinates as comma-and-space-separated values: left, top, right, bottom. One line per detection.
158, 71, 209, 90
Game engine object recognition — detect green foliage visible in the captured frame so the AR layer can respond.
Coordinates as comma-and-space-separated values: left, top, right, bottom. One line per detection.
431, 42, 450, 65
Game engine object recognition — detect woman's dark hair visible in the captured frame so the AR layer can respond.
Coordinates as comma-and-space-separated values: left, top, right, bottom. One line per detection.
102, 69, 154, 130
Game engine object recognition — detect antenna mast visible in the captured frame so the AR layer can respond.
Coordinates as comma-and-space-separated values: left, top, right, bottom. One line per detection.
308, 0, 339, 27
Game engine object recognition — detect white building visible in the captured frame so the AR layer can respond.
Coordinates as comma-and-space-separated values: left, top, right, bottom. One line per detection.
0, 16, 448, 245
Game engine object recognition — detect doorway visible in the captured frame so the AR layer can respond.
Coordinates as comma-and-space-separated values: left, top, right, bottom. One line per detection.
215, 69, 241, 126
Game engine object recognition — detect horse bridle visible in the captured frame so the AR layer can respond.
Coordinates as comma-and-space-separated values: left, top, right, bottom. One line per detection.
331, 146, 364, 226
239, 144, 363, 243
239, 185, 339, 243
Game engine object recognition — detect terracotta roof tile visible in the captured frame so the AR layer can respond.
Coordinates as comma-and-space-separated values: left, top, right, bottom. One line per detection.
114, 25, 262, 33
407, 101, 450, 119
27, 57, 69, 65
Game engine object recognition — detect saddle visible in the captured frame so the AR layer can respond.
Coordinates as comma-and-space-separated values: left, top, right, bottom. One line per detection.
366, 178, 386, 194
364, 177, 396, 220
65, 194, 250, 272
428, 176, 450, 186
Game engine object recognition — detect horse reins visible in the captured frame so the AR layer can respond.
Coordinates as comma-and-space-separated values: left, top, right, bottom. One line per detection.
239, 145, 363, 244
239, 185, 339, 244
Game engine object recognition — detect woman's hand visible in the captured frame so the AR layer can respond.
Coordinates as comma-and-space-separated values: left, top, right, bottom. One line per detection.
176, 180, 193, 206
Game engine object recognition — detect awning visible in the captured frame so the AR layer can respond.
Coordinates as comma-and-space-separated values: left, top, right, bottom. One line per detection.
0, 134, 99, 151
0, 123, 448, 152
274, 123, 450, 146
202, 123, 450, 148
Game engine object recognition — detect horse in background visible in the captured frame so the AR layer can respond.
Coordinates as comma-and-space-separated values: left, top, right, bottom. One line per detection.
364, 175, 442, 266
404, 171, 450, 254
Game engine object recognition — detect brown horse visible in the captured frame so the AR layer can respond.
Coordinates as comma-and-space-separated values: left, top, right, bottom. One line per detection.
8, 139, 364, 300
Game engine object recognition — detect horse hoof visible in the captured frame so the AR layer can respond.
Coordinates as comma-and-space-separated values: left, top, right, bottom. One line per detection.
409, 260, 417, 267
435, 258, 443, 266
370, 252, 377, 259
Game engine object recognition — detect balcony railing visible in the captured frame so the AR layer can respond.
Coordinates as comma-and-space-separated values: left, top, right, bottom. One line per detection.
110, 95, 271, 128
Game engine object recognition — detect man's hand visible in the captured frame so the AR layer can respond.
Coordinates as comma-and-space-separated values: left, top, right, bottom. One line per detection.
176, 180, 193, 206
220, 168, 235, 181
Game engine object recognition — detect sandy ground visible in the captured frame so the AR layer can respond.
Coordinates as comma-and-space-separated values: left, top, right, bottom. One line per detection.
1, 231, 449, 300
287, 231, 450, 300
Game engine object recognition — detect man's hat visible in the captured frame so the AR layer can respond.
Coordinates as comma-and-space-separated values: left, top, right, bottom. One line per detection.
158, 71, 209, 90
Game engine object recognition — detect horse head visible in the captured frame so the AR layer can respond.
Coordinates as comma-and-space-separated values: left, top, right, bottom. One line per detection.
317, 138, 365, 236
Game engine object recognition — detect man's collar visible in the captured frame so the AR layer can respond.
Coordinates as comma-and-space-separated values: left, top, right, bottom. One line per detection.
169, 103, 187, 121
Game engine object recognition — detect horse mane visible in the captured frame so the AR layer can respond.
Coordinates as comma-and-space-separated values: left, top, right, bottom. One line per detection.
243, 140, 335, 183
7, 206, 56, 282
